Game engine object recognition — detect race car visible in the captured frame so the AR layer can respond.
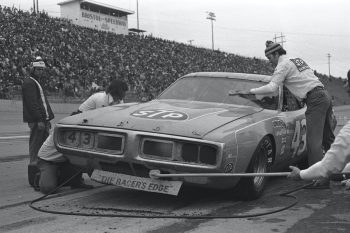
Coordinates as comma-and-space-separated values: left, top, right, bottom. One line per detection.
54, 72, 308, 200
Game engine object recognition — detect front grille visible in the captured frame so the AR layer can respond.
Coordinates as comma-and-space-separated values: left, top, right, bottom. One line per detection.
182, 143, 198, 162
143, 139, 173, 158
199, 145, 217, 165
141, 137, 218, 165
97, 134, 123, 151
58, 129, 125, 154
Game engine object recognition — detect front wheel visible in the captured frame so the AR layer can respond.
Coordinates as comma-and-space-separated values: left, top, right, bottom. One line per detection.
234, 136, 273, 200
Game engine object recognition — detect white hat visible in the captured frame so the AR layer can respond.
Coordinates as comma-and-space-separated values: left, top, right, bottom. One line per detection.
32, 56, 46, 68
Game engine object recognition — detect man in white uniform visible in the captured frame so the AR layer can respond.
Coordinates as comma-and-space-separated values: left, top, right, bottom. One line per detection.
37, 80, 128, 194
237, 41, 336, 177
288, 121, 350, 190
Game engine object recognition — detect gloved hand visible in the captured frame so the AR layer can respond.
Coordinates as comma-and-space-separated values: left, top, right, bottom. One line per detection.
228, 90, 251, 96
340, 179, 350, 190
288, 166, 302, 180
238, 90, 251, 95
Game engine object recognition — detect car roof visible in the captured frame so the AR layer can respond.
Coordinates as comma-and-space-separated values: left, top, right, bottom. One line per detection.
183, 72, 272, 83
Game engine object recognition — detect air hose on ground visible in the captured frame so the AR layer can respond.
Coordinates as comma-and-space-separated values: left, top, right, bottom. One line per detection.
29, 170, 323, 219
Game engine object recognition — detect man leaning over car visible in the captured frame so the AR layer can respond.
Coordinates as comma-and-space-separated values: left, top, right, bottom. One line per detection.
236, 41, 336, 187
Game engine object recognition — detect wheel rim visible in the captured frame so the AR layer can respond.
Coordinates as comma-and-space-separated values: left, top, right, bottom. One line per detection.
252, 140, 269, 187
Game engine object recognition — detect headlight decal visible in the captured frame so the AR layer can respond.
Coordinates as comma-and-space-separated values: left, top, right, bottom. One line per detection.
140, 136, 218, 166
58, 128, 125, 154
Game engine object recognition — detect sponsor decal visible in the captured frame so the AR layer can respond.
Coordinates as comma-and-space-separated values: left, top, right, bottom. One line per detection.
224, 163, 233, 173
290, 58, 310, 72
91, 170, 183, 196
131, 109, 188, 120
273, 119, 288, 155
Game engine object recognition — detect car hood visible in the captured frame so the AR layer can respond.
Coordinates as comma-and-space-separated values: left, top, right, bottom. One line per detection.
58, 100, 263, 139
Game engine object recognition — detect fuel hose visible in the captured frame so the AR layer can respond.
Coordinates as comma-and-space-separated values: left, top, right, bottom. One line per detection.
29, 170, 322, 219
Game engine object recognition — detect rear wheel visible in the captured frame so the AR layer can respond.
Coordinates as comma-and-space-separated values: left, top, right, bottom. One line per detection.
234, 136, 273, 200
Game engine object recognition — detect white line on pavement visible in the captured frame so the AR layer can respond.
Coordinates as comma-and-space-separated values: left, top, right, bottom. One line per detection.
0, 135, 29, 140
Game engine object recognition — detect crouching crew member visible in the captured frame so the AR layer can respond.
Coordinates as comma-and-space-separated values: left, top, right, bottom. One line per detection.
37, 80, 128, 194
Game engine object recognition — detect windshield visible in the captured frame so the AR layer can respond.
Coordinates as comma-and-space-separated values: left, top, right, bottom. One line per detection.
158, 76, 279, 110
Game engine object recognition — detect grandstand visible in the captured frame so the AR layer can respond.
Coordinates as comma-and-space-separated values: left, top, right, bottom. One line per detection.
0, 5, 349, 105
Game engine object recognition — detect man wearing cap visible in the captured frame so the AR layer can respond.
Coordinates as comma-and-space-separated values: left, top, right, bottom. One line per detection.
22, 57, 54, 187
237, 41, 335, 184
347, 69, 350, 93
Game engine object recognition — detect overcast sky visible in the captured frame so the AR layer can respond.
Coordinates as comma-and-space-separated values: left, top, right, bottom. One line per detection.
2, 0, 350, 78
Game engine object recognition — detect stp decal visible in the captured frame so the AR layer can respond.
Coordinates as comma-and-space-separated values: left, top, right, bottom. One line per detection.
131, 109, 188, 120
290, 58, 310, 72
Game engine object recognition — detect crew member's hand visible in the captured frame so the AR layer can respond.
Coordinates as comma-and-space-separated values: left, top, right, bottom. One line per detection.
37, 121, 46, 130
238, 90, 251, 95
228, 90, 240, 96
341, 179, 350, 190
288, 166, 302, 180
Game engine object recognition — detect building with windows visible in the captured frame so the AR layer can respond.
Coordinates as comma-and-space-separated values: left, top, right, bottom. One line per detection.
58, 0, 134, 35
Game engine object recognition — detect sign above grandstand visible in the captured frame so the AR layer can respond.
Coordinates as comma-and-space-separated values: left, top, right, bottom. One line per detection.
58, 0, 134, 35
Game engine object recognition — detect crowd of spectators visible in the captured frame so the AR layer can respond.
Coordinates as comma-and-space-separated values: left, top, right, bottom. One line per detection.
0, 5, 340, 102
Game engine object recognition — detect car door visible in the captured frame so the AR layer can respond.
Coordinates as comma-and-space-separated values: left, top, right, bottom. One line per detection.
274, 87, 307, 164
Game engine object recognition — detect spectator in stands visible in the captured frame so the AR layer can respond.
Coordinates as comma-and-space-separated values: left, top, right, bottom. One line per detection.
22, 56, 54, 188
237, 41, 336, 187
0, 5, 275, 102
36, 80, 128, 194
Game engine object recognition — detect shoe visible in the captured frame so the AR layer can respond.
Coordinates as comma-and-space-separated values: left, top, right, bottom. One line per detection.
70, 182, 94, 190
33, 172, 41, 192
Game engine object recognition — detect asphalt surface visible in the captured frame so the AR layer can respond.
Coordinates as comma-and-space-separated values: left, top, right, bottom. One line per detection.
0, 108, 349, 233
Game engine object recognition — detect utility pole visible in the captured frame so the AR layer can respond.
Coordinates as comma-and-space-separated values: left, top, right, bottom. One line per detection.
36, 0, 39, 14
136, 0, 139, 30
33, 0, 36, 14
327, 53, 331, 77
188, 40, 194, 45
206, 11, 216, 50
273, 33, 286, 47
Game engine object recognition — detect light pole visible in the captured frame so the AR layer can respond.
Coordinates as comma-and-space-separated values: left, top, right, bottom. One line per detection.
327, 53, 331, 77
32, 0, 36, 14
136, 0, 139, 30
206, 11, 216, 50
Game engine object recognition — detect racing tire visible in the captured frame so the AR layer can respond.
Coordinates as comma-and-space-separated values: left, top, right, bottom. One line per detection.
234, 136, 273, 200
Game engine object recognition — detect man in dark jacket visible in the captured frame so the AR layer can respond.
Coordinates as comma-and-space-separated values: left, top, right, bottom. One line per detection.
347, 69, 350, 92
22, 56, 54, 187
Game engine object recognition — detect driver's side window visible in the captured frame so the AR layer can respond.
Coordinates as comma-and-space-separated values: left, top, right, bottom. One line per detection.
282, 86, 305, 111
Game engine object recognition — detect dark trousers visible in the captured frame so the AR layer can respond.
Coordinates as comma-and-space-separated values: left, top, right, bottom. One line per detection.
28, 122, 50, 165
38, 159, 83, 194
305, 89, 335, 166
